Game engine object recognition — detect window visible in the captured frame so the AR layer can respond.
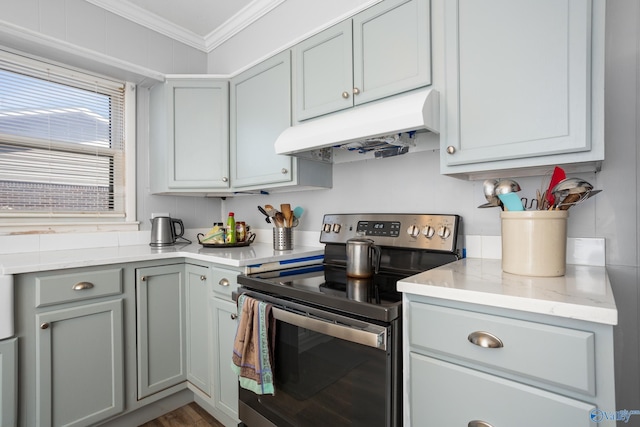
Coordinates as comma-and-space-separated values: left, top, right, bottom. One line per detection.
0, 50, 136, 230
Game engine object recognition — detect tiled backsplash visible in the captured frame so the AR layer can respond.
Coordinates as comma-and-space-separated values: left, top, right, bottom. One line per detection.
464, 235, 605, 266
0, 230, 605, 266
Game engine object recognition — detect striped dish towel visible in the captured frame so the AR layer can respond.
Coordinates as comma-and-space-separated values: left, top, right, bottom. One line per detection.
231, 294, 276, 395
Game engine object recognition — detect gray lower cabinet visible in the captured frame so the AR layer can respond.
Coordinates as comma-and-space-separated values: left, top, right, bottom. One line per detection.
404, 297, 616, 427
14, 266, 125, 427
0, 337, 17, 427
185, 264, 211, 396
209, 267, 241, 425
36, 300, 125, 427
136, 264, 187, 399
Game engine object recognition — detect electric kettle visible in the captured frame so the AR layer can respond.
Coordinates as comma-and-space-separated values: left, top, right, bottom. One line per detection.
149, 216, 185, 247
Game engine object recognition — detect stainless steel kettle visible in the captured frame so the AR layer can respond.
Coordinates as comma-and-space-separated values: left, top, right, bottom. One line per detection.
346, 238, 381, 278
149, 216, 185, 247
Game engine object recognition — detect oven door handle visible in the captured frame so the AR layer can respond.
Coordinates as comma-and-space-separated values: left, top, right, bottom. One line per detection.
272, 306, 387, 351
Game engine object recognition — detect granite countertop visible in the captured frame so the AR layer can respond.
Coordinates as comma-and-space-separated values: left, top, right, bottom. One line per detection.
398, 258, 618, 325
0, 241, 324, 275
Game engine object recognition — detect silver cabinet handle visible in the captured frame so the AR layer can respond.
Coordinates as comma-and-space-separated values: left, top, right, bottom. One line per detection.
141, 276, 146, 281
219, 278, 230, 287
222, 176, 228, 182
200, 275, 206, 281
231, 313, 238, 320
72, 281, 94, 291
353, 87, 360, 95
281, 168, 288, 174
468, 331, 504, 348
469, 421, 494, 427
446, 145, 456, 154
40, 322, 50, 330
341, 91, 350, 99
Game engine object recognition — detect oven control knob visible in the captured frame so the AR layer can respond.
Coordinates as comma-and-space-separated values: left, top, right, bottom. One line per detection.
323, 223, 332, 233
438, 226, 451, 239
332, 224, 341, 233
407, 225, 420, 238
422, 225, 435, 239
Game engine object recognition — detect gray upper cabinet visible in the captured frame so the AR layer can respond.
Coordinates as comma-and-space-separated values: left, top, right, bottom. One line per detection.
230, 51, 332, 191
440, 0, 605, 178
231, 51, 292, 189
294, 0, 431, 121
150, 78, 230, 194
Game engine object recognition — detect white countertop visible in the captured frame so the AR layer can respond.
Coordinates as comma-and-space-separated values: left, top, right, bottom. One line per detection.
398, 258, 618, 325
0, 241, 324, 275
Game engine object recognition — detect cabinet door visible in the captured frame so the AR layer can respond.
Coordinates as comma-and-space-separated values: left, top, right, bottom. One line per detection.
0, 338, 17, 427
211, 297, 240, 422
409, 353, 597, 427
36, 300, 124, 427
136, 265, 186, 399
441, 0, 595, 170
230, 51, 293, 188
185, 264, 211, 396
150, 78, 229, 193
169, 79, 229, 189
294, 20, 354, 120
353, 0, 431, 106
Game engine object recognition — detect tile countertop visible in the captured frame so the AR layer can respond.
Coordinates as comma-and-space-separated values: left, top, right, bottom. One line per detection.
398, 258, 618, 326
0, 241, 325, 275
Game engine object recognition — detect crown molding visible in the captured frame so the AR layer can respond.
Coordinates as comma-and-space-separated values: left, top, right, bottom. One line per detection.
204, 0, 285, 51
86, 0, 285, 53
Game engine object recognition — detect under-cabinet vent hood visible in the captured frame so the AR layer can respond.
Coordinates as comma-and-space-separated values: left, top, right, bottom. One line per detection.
275, 88, 439, 156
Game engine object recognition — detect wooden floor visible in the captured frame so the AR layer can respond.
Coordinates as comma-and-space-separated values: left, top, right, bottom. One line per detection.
139, 403, 226, 427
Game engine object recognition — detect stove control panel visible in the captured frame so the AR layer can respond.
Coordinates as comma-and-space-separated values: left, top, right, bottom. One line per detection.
320, 213, 461, 252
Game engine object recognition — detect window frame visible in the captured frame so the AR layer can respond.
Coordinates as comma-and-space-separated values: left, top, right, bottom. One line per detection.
0, 50, 138, 234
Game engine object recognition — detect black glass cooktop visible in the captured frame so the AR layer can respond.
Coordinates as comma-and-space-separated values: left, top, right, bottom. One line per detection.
238, 264, 407, 323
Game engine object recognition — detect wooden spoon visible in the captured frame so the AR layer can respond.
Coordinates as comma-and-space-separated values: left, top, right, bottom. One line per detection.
280, 204, 292, 227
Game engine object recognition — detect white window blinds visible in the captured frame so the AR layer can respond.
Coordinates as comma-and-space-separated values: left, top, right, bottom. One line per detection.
0, 50, 126, 217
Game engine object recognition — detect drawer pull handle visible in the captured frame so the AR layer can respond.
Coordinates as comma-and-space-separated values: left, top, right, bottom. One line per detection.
468, 421, 494, 427
40, 322, 50, 330
468, 331, 504, 348
200, 275, 206, 281
72, 281, 94, 291
231, 313, 238, 320
219, 278, 230, 287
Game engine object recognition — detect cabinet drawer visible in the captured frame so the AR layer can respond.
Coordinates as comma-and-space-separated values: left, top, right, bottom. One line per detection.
209, 267, 239, 300
409, 353, 595, 427
408, 302, 595, 394
35, 268, 123, 307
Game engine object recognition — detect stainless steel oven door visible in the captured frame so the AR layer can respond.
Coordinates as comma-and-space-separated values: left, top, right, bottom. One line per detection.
237, 289, 399, 427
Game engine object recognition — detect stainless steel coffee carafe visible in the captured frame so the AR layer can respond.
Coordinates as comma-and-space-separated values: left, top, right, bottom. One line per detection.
150, 216, 185, 247
346, 238, 381, 278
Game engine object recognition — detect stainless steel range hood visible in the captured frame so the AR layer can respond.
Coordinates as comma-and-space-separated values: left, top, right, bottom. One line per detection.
275, 88, 439, 156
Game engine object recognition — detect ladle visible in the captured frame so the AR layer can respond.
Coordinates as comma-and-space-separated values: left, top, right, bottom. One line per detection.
478, 179, 501, 208
495, 178, 522, 195
551, 178, 593, 208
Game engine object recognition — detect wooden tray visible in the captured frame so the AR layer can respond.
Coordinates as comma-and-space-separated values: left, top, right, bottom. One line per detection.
197, 232, 256, 248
